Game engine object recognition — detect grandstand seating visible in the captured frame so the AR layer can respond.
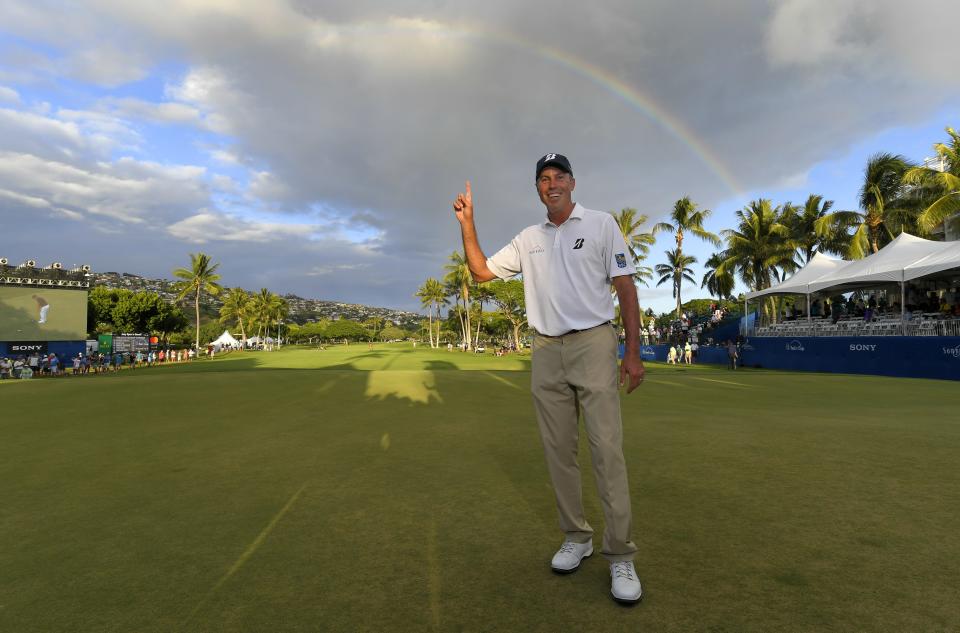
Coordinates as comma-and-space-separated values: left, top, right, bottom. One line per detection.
753, 313, 960, 337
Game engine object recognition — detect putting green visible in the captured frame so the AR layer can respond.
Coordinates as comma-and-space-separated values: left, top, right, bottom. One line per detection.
1, 344, 958, 632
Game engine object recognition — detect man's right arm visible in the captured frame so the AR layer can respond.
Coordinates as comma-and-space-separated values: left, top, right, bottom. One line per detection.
453, 180, 498, 283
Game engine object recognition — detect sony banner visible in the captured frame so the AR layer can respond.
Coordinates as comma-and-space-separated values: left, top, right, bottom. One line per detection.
7, 341, 48, 354
740, 336, 960, 381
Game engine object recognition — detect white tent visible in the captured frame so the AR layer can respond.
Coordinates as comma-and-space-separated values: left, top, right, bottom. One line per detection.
808, 233, 952, 294
741, 233, 959, 334
904, 240, 960, 281
746, 252, 847, 300
211, 330, 240, 347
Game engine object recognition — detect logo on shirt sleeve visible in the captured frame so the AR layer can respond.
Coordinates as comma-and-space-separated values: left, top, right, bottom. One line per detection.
573, 238, 585, 249
615, 253, 627, 268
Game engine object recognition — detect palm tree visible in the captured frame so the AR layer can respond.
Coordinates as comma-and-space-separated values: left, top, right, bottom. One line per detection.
415, 278, 446, 348
219, 288, 251, 346
443, 251, 472, 350
652, 196, 721, 316
364, 316, 384, 341
780, 195, 849, 264
248, 289, 287, 347
173, 252, 223, 352
415, 281, 435, 348
472, 283, 495, 348
815, 153, 915, 258
611, 208, 656, 327
903, 126, 960, 235
272, 296, 289, 347
250, 288, 270, 338
654, 249, 698, 315
611, 208, 656, 286
701, 252, 735, 300
715, 199, 796, 323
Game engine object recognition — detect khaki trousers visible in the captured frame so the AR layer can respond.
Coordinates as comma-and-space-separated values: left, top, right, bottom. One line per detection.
531, 324, 637, 562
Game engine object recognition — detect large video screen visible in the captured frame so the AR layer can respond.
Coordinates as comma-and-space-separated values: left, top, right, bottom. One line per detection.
0, 287, 88, 341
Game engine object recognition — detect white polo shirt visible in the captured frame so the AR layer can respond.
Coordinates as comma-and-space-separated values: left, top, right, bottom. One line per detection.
486, 203, 636, 336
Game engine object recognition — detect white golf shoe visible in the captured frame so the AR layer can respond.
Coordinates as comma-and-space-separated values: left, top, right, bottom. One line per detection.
610, 561, 642, 604
550, 540, 593, 574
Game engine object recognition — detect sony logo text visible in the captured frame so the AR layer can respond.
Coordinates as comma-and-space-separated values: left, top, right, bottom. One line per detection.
849, 344, 877, 352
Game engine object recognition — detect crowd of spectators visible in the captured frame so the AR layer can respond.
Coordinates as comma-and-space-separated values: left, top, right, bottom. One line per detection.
776, 288, 959, 325
640, 303, 734, 348
0, 348, 195, 380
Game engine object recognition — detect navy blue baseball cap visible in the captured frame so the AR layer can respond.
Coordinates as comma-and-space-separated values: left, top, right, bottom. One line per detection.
536, 153, 573, 180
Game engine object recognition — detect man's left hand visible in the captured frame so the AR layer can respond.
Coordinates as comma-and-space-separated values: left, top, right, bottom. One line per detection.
619, 355, 645, 394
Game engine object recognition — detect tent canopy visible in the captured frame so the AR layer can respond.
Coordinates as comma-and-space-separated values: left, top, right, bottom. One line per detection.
211, 330, 240, 346
744, 233, 959, 301
807, 233, 954, 294
904, 240, 960, 281
745, 252, 846, 300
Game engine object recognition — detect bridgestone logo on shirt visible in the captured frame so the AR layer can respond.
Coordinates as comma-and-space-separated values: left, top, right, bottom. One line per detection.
573, 238, 585, 249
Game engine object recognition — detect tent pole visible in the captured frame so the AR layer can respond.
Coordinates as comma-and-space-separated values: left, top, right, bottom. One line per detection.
743, 297, 748, 336
900, 280, 906, 335
806, 293, 811, 322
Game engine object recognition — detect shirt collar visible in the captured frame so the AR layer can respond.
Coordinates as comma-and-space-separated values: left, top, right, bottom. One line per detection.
542, 203, 584, 227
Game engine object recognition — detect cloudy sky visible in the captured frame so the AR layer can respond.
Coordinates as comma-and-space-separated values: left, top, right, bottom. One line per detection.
1, 0, 958, 313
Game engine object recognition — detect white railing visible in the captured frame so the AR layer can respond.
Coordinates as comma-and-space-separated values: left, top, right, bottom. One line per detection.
750, 315, 960, 337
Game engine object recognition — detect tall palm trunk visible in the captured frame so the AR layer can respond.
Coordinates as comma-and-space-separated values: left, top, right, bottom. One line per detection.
238, 315, 246, 349
672, 268, 684, 318
455, 303, 466, 348
474, 300, 483, 348
675, 229, 684, 317
462, 285, 472, 351
194, 289, 201, 352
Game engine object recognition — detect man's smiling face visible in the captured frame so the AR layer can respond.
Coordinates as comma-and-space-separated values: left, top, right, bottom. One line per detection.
536, 167, 575, 215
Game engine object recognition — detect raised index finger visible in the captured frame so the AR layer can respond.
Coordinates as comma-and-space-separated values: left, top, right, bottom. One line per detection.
465, 180, 471, 201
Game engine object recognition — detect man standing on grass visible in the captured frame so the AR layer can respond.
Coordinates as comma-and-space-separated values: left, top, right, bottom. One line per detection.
452, 153, 645, 605
32, 295, 49, 324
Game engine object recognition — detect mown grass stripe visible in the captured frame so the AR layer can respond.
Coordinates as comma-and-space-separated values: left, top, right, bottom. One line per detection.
186, 482, 308, 623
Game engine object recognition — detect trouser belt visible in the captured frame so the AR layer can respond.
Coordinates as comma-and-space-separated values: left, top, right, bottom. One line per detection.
536, 321, 611, 338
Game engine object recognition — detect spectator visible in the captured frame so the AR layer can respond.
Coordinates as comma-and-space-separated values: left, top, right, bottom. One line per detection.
28, 352, 39, 375
831, 298, 843, 324
726, 340, 738, 370
0, 357, 10, 379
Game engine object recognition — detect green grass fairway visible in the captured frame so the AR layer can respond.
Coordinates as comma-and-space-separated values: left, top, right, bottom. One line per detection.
2, 344, 958, 632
